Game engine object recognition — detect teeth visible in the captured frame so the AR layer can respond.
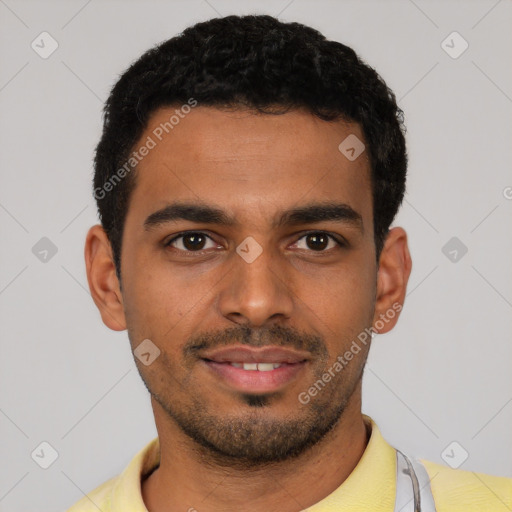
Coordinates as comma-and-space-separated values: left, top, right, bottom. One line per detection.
256, 363, 276, 372
228, 362, 282, 370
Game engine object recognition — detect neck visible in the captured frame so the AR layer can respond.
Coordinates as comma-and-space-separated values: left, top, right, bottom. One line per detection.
142, 389, 369, 512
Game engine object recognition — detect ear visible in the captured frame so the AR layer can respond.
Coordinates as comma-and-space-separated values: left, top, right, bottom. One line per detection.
372, 227, 412, 334
84, 224, 127, 331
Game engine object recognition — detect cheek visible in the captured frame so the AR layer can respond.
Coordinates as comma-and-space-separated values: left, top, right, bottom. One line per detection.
121, 258, 175, 337
121, 252, 216, 349
296, 259, 376, 353
302, 257, 375, 314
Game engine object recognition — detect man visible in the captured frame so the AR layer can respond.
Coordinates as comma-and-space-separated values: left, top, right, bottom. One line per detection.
68, 14, 511, 512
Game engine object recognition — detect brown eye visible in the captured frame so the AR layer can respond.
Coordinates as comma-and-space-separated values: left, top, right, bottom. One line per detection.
293, 232, 343, 252
305, 233, 329, 251
166, 232, 216, 252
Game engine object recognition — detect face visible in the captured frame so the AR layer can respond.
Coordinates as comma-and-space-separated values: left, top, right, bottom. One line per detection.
86, 106, 410, 466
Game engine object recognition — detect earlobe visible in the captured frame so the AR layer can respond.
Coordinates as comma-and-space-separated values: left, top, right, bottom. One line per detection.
84, 224, 127, 331
373, 227, 412, 334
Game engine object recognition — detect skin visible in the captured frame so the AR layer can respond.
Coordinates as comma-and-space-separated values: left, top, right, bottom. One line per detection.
85, 106, 412, 512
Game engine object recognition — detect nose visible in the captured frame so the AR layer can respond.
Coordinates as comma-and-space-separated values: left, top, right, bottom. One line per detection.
217, 241, 294, 328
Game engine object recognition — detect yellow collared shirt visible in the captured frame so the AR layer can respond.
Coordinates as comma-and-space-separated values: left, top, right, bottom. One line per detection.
66, 415, 512, 511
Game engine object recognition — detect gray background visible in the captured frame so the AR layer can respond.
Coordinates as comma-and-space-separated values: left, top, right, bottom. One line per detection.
0, 0, 511, 511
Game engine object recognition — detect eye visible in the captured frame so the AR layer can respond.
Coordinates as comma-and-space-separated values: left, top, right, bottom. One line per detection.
164, 232, 219, 252
292, 232, 344, 252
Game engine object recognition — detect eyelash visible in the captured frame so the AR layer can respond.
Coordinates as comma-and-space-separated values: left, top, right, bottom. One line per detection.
163, 231, 346, 254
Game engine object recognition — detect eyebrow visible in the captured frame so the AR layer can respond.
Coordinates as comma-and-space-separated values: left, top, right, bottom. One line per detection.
143, 201, 364, 233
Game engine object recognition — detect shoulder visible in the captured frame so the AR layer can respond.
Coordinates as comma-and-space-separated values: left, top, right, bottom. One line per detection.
65, 476, 117, 512
421, 459, 512, 512
64, 436, 159, 512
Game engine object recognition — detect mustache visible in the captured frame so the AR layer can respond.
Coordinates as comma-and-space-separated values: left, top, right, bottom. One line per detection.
183, 324, 328, 359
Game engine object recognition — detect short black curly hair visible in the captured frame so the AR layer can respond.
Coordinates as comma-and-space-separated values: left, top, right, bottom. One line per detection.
93, 14, 407, 279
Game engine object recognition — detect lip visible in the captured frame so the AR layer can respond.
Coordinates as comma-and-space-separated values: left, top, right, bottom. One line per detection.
202, 360, 307, 393
200, 346, 310, 394
200, 346, 311, 364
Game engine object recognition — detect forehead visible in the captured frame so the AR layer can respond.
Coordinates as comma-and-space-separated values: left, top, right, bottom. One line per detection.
126, 106, 372, 228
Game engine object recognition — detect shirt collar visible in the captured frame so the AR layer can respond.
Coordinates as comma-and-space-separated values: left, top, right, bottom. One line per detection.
110, 414, 396, 512
307, 414, 397, 511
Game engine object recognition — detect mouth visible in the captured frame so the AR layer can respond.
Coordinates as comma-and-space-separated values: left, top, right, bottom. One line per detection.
215, 361, 286, 370
200, 346, 310, 394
